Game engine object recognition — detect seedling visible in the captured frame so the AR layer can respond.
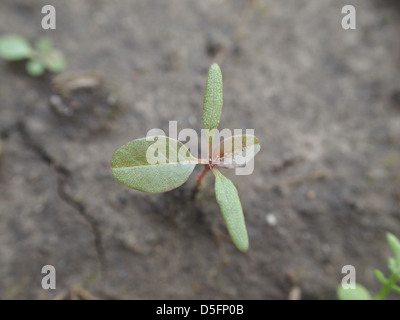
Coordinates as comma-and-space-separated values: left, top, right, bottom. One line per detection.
337, 232, 400, 300
0, 34, 66, 77
111, 64, 260, 251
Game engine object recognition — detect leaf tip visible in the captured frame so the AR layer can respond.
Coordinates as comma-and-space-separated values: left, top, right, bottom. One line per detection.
386, 232, 397, 244
209, 62, 221, 72
386, 232, 400, 252
237, 241, 249, 252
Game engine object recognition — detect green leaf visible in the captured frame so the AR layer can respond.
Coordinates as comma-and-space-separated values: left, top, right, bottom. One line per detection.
213, 134, 260, 169
202, 63, 223, 132
374, 269, 388, 285
0, 35, 32, 61
213, 168, 248, 252
43, 49, 67, 73
387, 233, 400, 267
337, 284, 372, 300
26, 60, 45, 77
111, 136, 198, 194
35, 37, 52, 52
388, 257, 399, 275
392, 284, 400, 294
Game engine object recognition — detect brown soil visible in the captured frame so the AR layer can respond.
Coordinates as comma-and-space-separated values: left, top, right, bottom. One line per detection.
0, 0, 400, 299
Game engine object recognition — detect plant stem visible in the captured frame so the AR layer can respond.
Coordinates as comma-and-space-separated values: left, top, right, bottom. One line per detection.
197, 166, 210, 182
375, 274, 399, 300
192, 166, 210, 200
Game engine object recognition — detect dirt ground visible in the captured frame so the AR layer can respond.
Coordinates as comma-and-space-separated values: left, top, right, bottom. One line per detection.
0, 0, 399, 299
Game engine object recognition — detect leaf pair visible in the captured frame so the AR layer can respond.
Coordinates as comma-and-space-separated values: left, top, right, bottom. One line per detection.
111, 64, 260, 252
0, 35, 66, 77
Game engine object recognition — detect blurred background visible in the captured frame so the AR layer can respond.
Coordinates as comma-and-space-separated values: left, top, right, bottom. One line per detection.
0, 0, 399, 299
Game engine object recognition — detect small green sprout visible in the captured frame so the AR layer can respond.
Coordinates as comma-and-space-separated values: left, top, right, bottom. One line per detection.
111, 63, 260, 251
0, 34, 66, 77
337, 232, 400, 300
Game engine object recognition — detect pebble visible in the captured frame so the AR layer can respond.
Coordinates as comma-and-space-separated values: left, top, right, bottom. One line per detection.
288, 286, 301, 300
265, 213, 278, 226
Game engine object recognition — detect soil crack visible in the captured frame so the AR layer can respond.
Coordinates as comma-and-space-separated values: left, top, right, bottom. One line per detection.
15, 121, 107, 277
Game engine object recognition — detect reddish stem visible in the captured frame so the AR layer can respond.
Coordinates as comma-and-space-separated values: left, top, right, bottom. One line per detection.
192, 165, 211, 200
197, 165, 210, 182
